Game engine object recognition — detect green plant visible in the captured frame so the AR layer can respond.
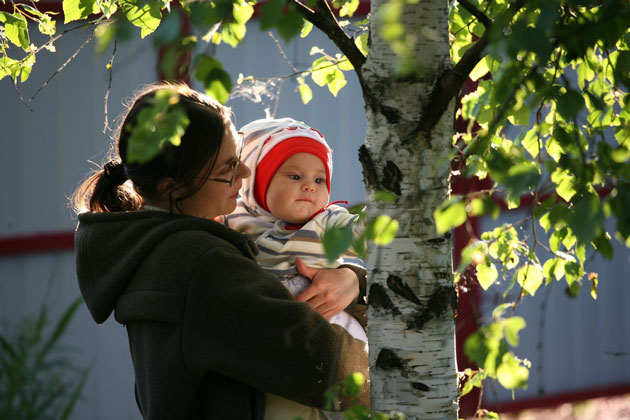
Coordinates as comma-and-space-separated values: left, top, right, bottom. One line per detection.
0, 296, 90, 420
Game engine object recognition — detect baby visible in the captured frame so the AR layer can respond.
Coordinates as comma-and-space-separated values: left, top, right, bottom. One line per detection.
225, 118, 367, 420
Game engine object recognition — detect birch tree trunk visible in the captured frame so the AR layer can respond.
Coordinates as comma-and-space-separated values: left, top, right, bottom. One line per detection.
360, 1, 459, 417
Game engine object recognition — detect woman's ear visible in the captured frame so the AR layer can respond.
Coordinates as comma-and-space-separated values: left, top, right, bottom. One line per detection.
156, 178, 175, 195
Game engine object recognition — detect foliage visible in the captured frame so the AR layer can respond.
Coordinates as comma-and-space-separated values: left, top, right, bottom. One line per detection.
0, 296, 90, 420
126, 89, 190, 164
322, 192, 399, 263
432, 0, 630, 405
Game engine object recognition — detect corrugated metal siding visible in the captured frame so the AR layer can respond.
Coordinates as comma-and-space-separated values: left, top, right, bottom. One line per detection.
479, 209, 630, 406
1, 20, 157, 420
1, 19, 366, 420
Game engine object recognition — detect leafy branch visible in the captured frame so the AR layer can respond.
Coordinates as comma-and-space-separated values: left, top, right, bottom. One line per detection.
292, 0, 366, 72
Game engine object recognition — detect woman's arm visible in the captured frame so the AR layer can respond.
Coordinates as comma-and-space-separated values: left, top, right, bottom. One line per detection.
181, 248, 369, 409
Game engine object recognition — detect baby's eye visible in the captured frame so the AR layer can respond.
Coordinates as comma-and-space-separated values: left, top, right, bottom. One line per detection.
315, 178, 325, 184
289, 174, 300, 180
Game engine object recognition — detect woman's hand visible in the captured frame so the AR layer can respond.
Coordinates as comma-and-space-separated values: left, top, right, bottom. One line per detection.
295, 257, 359, 319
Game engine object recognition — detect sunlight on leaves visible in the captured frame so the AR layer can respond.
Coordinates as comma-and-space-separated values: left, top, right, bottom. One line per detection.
126, 90, 190, 164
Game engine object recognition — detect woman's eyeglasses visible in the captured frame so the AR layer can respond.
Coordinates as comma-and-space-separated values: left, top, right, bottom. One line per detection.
199, 132, 244, 187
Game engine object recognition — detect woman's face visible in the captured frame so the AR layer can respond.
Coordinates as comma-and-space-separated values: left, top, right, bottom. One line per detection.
178, 125, 251, 219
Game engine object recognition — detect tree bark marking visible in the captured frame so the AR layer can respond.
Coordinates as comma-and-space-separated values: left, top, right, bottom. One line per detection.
368, 283, 401, 316
387, 274, 422, 305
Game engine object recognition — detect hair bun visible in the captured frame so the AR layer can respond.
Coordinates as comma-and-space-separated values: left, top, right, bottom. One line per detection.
103, 161, 128, 186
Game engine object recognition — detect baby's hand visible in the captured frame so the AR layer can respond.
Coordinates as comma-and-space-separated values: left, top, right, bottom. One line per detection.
295, 258, 359, 320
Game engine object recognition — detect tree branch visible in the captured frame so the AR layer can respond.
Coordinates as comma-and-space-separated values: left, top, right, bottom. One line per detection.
412, 0, 527, 143
458, 0, 491, 27
292, 0, 366, 72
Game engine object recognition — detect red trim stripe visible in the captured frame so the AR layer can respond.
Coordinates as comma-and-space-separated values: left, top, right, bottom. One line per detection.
0, 232, 75, 256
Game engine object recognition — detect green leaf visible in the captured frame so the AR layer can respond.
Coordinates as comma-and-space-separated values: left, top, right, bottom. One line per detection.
492, 303, 513, 319
326, 68, 346, 96
503, 162, 541, 196
62, 0, 99, 24
497, 353, 529, 390
126, 90, 191, 164
517, 263, 543, 296
468, 196, 500, 219
339, 0, 360, 17
578, 60, 595, 90
568, 193, 603, 245
38, 15, 57, 36
222, 22, 246, 47
355, 32, 368, 57
434, 197, 467, 234
557, 89, 585, 120
367, 215, 399, 245
120, 0, 162, 38
0, 11, 30, 49
259, 0, 284, 30
543, 257, 566, 283
300, 20, 313, 38
589, 272, 598, 300
277, 7, 303, 42
507, 104, 531, 126
521, 128, 540, 159
0, 56, 21, 80
194, 55, 232, 104
553, 170, 577, 202
20, 54, 36, 83
549, 227, 566, 253
374, 190, 397, 203
463, 331, 489, 370
503, 317, 526, 347
476, 263, 498, 290
311, 57, 332, 87
337, 56, 354, 71
322, 226, 354, 262
151, 10, 182, 47
469, 55, 490, 82
342, 372, 365, 397
593, 232, 614, 259
298, 80, 313, 104
233, 2, 254, 24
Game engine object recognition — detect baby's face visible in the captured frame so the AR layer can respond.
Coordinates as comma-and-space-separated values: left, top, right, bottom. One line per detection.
266, 153, 329, 225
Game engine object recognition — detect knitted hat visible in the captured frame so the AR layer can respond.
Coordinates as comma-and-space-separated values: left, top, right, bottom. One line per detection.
228, 118, 333, 228
254, 131, 331, 211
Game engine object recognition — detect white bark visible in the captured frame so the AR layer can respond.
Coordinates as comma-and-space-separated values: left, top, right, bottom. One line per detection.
362, 1, 458, 418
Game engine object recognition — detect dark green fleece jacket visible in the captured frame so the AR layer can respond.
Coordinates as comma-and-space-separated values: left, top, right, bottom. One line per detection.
75, 210, 368, 420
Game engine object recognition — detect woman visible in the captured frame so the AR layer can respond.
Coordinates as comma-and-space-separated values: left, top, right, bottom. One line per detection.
72, 83, 368, 420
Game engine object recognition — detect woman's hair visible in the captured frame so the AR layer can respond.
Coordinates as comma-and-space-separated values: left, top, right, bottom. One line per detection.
72, 82, 232, 214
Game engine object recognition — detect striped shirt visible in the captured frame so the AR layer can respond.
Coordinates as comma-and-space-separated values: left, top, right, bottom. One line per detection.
254, 205, 364, 275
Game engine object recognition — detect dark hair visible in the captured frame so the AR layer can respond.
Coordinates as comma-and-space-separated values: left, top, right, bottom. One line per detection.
72, 83, 232, 214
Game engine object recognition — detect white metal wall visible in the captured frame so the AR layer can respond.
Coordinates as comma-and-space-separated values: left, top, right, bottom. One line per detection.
0, 19, 366, 420
0, 20, 158, 420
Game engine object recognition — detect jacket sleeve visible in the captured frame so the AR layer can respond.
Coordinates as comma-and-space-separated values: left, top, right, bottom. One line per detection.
180, 247, 369, 409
